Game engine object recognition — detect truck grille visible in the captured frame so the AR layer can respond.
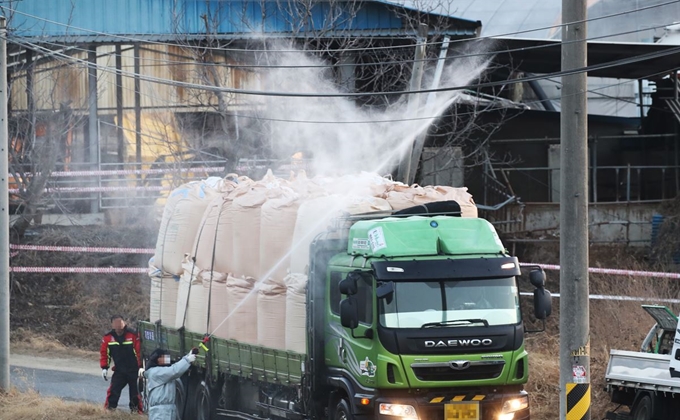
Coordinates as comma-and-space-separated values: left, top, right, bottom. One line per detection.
412, 361, 505, 381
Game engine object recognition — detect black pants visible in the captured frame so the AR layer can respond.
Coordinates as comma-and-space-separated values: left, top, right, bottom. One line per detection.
104, 369, 142, 412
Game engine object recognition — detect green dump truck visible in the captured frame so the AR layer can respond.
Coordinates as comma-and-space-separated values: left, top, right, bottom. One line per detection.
139, 207, 552, 420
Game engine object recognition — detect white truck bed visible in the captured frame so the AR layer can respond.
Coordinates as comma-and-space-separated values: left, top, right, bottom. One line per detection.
605, 349, 680, 394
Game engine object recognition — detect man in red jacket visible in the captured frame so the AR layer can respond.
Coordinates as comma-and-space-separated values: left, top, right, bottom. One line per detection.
100, 315, 144, 413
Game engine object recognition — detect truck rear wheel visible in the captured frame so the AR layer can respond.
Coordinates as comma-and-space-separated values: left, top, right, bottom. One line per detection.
196, 380, 217, 420
334, 398, 354, 420
174, 378, 186, 420
631, 394, 656, 420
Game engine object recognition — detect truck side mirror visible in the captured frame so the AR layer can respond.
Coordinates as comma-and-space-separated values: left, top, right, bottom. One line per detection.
529, 269, 546, 288
533, 288, 552, 320
339, 273, 359, 295
340, 297, 359, 329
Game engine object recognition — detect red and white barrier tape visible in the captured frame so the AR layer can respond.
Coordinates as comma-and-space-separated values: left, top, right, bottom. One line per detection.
12, 166, 226, 178
9, 185, 169, 194
10, 244, 155, 254
519, 292, 680, 304
10, 267, 147, 273
519, 262, 680, 279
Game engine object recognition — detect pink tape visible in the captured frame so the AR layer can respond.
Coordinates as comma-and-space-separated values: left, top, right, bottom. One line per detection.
12, 167, 225, 178
9, 185, 169, 194
9, 244, 155, 254
10, 267, 148, 273
519, 262, 680, 279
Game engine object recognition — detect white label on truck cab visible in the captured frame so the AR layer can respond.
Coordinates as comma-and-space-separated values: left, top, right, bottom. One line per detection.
352, 238, 370, 251
368, 227, 387, 253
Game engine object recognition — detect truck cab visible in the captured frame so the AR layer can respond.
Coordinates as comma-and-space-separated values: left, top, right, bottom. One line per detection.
306, 215, 551, 420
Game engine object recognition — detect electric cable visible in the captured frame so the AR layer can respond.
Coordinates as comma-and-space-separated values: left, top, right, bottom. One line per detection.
8, 33, 680, 98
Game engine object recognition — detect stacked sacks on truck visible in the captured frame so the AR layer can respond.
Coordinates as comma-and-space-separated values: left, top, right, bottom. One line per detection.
231, 170, 290, 279
284, 273, 308, 353
386, 183, 478, 217
174, 257, 207, 332
201, 270, 230, 339
154, 177, 235, 275
192, 175, 251, 274
226, 274, 258, 344
256, 278, 287, 349
148, 258, 180, 326
290, 194, 392, 275
259, 194, 300, 283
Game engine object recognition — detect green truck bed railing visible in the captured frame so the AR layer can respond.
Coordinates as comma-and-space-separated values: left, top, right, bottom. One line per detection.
139, 321, 304, 386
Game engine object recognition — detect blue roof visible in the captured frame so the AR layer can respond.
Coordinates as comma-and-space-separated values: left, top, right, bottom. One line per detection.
4, 0, 479, 41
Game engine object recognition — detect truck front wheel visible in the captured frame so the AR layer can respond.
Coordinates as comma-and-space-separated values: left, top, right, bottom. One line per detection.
334, 398, 354, 420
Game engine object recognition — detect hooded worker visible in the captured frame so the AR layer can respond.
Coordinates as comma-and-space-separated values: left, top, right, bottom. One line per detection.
144, 348, 196, 419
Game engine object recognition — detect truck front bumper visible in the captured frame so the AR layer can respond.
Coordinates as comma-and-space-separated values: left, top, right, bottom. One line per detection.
374, 390, 530, 420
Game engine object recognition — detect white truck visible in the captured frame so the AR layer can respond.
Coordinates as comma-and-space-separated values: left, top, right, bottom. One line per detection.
604, 305, 680, 420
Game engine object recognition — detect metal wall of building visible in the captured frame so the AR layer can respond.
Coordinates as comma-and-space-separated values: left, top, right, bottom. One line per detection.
9, 44, 259, 114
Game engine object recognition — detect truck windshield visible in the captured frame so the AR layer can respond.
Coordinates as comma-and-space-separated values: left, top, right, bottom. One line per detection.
379, 278, 520, 328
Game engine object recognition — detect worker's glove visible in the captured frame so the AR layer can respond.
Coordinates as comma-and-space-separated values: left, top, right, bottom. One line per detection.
102, 369, 108, 381
138, 368, 145, 378
185, 352, 197, 364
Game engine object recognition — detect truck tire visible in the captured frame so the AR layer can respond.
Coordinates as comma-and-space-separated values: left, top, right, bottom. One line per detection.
196, 380, 217, 420
334, 398, 354, 420
174, 378, 186, 420
631, 394, 657, 420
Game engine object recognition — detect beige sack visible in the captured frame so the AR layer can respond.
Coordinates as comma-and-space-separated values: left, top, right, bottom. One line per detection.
284, 274, 307, 353
192, 196, 235, 273
231, 171, 290, 278
226, 275, 258, 344
290, 195, 391, 274
290, 196, 341, 274
259, 195, 300, 284
148, 258, 180, 326
385, 184, 440, 211
174, 258, 205, 330
426, 186, 478, 218
201, 271, 230, 339
256, 279, 287, 349
154, 177, 235, 275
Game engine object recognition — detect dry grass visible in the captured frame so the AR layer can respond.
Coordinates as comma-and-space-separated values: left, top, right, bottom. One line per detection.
520, 243, 680, 420
11, 328, 98, 360
0, 389, 141, 420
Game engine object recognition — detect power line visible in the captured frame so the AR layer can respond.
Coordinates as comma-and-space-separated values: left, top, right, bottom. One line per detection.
2, 0, 678, 55
6, 14, 680, 71
7, 34, 678, 126
10, 33, 680, 98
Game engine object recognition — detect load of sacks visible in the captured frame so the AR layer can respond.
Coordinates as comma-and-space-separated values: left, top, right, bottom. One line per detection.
148, 171, 477, 354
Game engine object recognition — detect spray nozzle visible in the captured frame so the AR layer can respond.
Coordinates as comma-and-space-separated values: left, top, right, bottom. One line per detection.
198, 335, 210, 353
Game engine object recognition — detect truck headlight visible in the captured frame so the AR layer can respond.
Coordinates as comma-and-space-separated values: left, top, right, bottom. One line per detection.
502, 395, 529, 414
379, 403, 418, 419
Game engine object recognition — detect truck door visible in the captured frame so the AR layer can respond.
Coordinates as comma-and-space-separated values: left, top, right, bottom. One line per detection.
326, 271, 378, 389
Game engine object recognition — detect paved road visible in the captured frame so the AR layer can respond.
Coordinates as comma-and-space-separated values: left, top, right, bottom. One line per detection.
10, 354, 136, 410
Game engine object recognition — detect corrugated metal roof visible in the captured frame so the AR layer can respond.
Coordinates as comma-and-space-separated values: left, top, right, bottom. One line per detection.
5, 0, 479, 41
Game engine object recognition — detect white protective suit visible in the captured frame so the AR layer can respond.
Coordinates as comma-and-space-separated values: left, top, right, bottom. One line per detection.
145, 354, 193, 420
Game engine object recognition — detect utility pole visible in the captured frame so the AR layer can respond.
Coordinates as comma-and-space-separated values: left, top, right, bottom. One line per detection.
399, 23, 427, 184
0, 16, 10, 391
560, 0, 590, 419
87, 45, 99, 213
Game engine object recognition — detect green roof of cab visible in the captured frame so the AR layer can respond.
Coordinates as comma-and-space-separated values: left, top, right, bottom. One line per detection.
347, 216, 505, 258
